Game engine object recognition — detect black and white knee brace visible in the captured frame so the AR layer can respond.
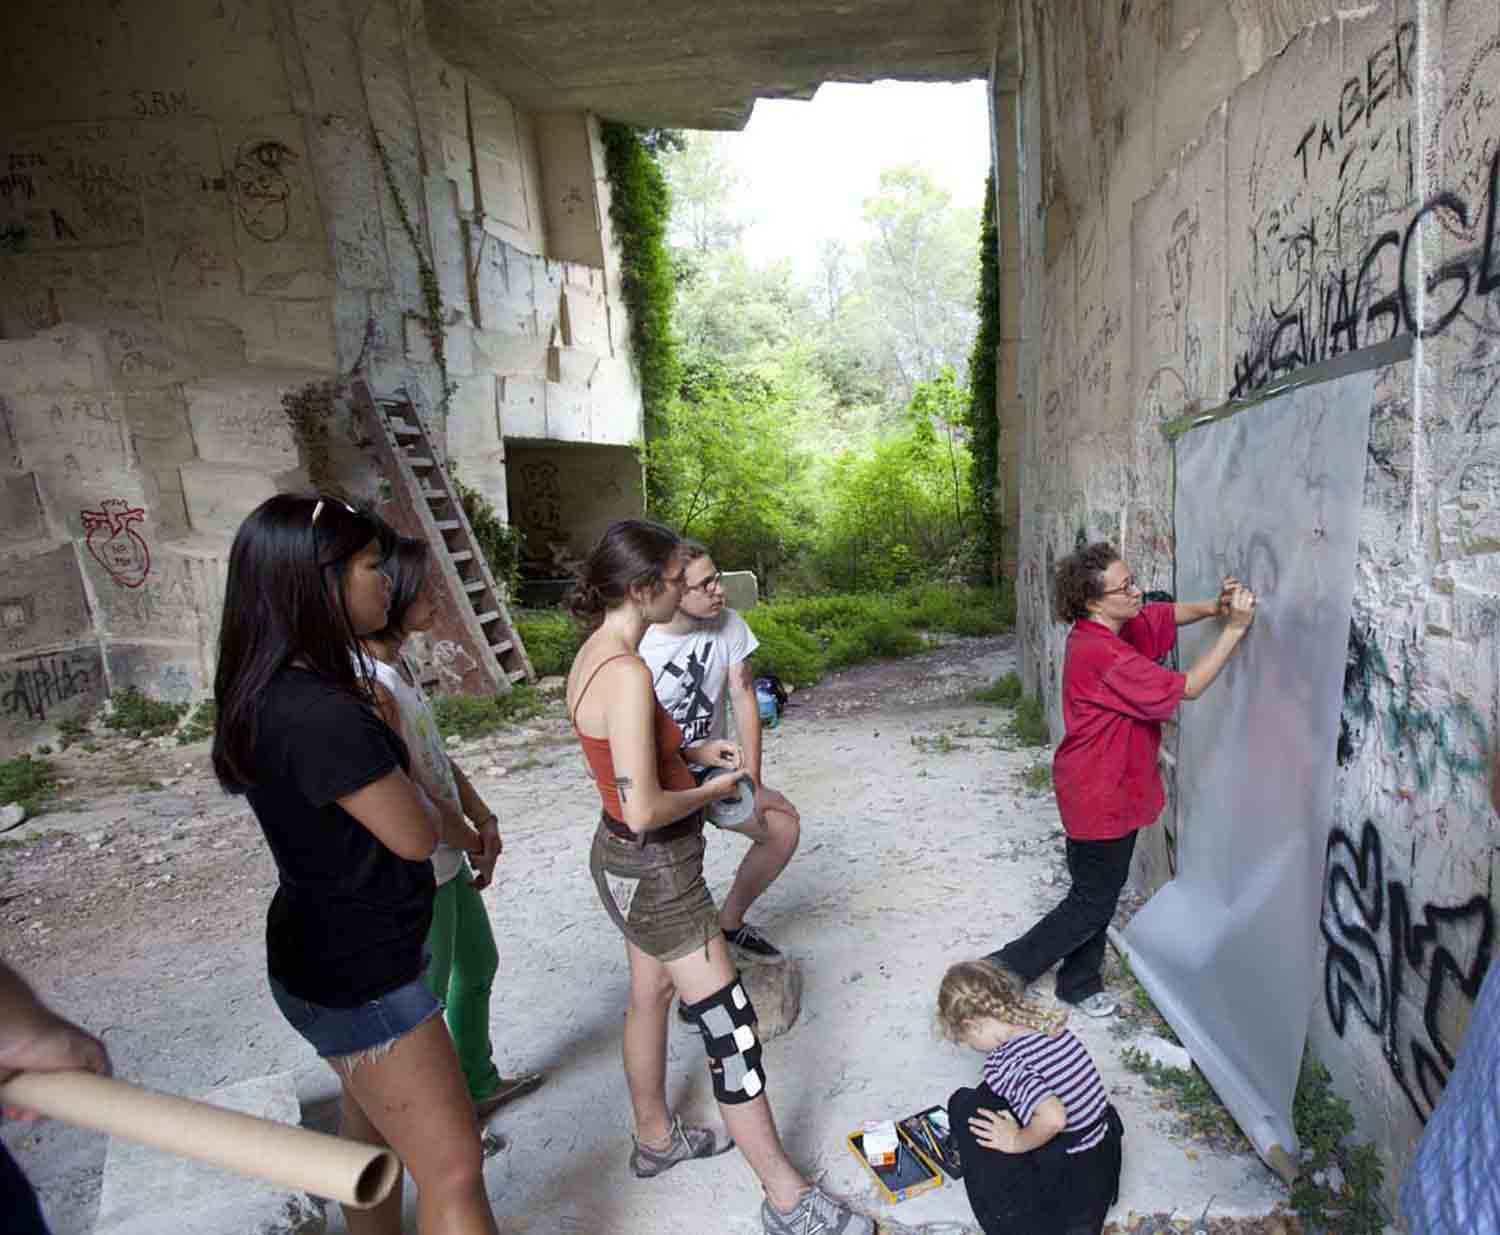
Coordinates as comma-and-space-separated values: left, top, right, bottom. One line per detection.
681, 974, 764, 1104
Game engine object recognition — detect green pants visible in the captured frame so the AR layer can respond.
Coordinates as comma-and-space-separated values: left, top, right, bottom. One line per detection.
423, 875, 502, 1101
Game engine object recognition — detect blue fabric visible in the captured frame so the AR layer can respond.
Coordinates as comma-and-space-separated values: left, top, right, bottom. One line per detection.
0, 1138, 51, 1235
269, 972, 440, 1060
1400, 962, 1500, 1235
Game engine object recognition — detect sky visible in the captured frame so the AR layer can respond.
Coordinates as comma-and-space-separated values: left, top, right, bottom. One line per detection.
721, 79, 992, 275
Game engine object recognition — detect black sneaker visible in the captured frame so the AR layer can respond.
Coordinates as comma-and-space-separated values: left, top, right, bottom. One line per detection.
724, 922, 781, 958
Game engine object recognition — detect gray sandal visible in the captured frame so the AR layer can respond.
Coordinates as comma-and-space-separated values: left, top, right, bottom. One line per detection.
629, 1113, 734, 1178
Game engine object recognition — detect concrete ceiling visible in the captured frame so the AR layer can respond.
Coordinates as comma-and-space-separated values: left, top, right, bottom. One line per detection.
423, 0, 1006, 130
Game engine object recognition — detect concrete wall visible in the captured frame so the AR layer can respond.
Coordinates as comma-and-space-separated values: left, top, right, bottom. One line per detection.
1007, 0, 1500, 1195
506, 442, 644, 576
0, 0, 643, 750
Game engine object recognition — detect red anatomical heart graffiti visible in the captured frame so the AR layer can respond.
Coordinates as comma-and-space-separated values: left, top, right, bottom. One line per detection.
81, 499, 151, 589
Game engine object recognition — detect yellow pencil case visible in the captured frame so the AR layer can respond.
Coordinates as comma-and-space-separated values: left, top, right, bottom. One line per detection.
845, 1124, 944, 1204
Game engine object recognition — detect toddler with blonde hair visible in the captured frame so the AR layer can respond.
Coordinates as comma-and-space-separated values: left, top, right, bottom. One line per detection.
937, 960, 1124, 1235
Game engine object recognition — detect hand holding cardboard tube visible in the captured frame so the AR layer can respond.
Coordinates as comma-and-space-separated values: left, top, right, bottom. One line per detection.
0, 1069, 401, 1209
0, 957, 399, 1211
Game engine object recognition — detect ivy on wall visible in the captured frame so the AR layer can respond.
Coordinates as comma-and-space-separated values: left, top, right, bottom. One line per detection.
599, 121, 681, 510
371, 131, 452, 416
966, 168, 1002, 585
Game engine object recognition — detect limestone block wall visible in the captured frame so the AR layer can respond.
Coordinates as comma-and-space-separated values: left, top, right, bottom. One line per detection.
1008, 0, 1500, 1192
506, 442, 646, 577
0, 0, 644, 752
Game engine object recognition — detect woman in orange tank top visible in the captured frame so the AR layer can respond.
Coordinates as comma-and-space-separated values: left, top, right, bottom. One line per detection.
565, 520, 874, 1235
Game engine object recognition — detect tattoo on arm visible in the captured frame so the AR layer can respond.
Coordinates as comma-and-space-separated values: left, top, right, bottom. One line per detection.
614, 776, 633, 803
731, 660, 754, 692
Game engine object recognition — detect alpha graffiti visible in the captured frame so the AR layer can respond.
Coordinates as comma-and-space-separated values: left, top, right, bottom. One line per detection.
0, 651, 96, 723
1229, 146, 1500, 399
1321, 819, 1494, 1121
1339, 622, 1492, 799
81, 499, 151, 589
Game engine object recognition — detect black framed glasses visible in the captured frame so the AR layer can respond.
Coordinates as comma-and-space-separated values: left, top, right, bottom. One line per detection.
1099, 576, 1140, 596
684, 571, 724, 594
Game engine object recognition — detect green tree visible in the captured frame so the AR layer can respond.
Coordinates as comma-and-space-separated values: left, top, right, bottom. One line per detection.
847, 167, 980, 410
662, 131, 745, 256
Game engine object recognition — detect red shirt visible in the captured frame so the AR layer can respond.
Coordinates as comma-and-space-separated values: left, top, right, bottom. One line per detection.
1051, 603, 1186, 841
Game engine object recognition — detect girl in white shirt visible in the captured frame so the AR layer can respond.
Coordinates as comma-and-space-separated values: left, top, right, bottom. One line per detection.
361, 533, 543, 1119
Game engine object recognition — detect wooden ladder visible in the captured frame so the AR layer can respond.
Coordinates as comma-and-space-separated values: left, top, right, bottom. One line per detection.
353, 381, 532, 693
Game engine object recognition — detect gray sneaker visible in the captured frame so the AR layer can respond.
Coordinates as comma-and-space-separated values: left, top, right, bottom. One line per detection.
628, 1113, 734, 1179
762, 1184, 875, 1235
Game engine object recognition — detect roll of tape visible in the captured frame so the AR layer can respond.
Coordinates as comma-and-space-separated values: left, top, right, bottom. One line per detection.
702, 768, 757, 828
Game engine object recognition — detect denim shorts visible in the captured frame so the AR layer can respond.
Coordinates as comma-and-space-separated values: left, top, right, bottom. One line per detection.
268, 973, 441, 1064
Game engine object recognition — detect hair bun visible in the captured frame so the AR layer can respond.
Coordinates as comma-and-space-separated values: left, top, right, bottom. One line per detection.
567, 580, 606, 621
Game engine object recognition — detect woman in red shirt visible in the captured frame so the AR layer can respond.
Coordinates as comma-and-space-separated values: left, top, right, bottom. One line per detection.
989, 542, 1256, 1017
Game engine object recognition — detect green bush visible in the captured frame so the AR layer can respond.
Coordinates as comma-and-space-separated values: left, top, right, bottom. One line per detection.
177, 700, 216, 745
741, 611, 825, 686
432, 687, 545, 740
0, 754, 55, 813
976, 671, 1024, 705
1291, 1060, 1387, 1234
901, 582, 1015, 635
740, 584, 1011, 686
516, 612, 585, 678
824, 617, 923, 669
105, 687, 188, 737
455, 477, 522, 599
1012, 695, 1050, 747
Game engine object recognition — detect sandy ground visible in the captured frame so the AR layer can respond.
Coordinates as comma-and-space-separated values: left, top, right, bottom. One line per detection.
2, 635, 1298, 1234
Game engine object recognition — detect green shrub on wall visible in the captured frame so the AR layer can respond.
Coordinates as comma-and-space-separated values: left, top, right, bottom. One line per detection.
966, 169, 1001, 585
599, 122, 681, 509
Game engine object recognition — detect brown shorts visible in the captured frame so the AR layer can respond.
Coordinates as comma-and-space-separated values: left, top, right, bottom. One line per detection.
588, 812, 720, 961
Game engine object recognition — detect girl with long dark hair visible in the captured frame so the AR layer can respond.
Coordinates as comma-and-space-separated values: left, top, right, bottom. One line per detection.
213, 494, 499, 1235
358, 533, 543, 1118
565, 518, 873, 1235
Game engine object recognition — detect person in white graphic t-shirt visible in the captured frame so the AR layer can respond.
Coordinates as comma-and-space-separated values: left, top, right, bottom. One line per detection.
639, 542, 800, 959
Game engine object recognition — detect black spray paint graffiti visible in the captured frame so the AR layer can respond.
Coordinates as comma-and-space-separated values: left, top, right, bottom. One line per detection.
1339, 622, 1493, 799
230, 139, 297, 242
0, 652, 96, 723
1230, 146, 1500, 399
1293, 21, 1417, 183
1322, 820, 1494, 1121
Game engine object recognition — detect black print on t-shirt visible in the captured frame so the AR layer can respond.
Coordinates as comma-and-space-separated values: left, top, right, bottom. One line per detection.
659, 639, 715, 743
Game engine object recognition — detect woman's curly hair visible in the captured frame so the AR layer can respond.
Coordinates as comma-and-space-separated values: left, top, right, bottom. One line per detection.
1054, 541, 1120, 623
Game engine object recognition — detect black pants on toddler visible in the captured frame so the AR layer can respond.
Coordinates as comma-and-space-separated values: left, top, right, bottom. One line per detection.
947, 1086, 1123, 1235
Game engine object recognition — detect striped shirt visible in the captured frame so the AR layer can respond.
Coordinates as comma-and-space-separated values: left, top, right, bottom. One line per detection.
982, 1028, 1108, 1153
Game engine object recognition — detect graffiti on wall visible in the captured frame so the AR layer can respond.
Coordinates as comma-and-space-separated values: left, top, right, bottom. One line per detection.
1339, 622, 1493, 799
1230, 145, 1500, 398
0, 651, 97, 723
81, 499, 151, 589
230, 138, 298, 243
1321, 819, 1494, 1121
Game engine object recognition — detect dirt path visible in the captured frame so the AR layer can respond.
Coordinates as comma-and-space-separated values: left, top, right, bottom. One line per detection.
2, 635, 1296, 1234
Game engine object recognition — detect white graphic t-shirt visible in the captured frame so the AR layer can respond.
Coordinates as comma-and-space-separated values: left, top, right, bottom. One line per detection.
364, 653, 468, 886
638, 609, 758, 746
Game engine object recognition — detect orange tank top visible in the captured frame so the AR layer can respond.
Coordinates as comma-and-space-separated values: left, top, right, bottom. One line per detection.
571, 653, 696, 822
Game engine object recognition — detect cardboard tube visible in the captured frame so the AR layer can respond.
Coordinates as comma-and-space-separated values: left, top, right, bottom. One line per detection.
0, 1071, 400, 1208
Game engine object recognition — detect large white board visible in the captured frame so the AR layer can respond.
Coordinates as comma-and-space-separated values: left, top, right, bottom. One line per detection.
1120, 372, 1374, 1167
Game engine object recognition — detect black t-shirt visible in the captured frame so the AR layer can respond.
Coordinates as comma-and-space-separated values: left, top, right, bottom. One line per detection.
246, 669, 435, 1006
